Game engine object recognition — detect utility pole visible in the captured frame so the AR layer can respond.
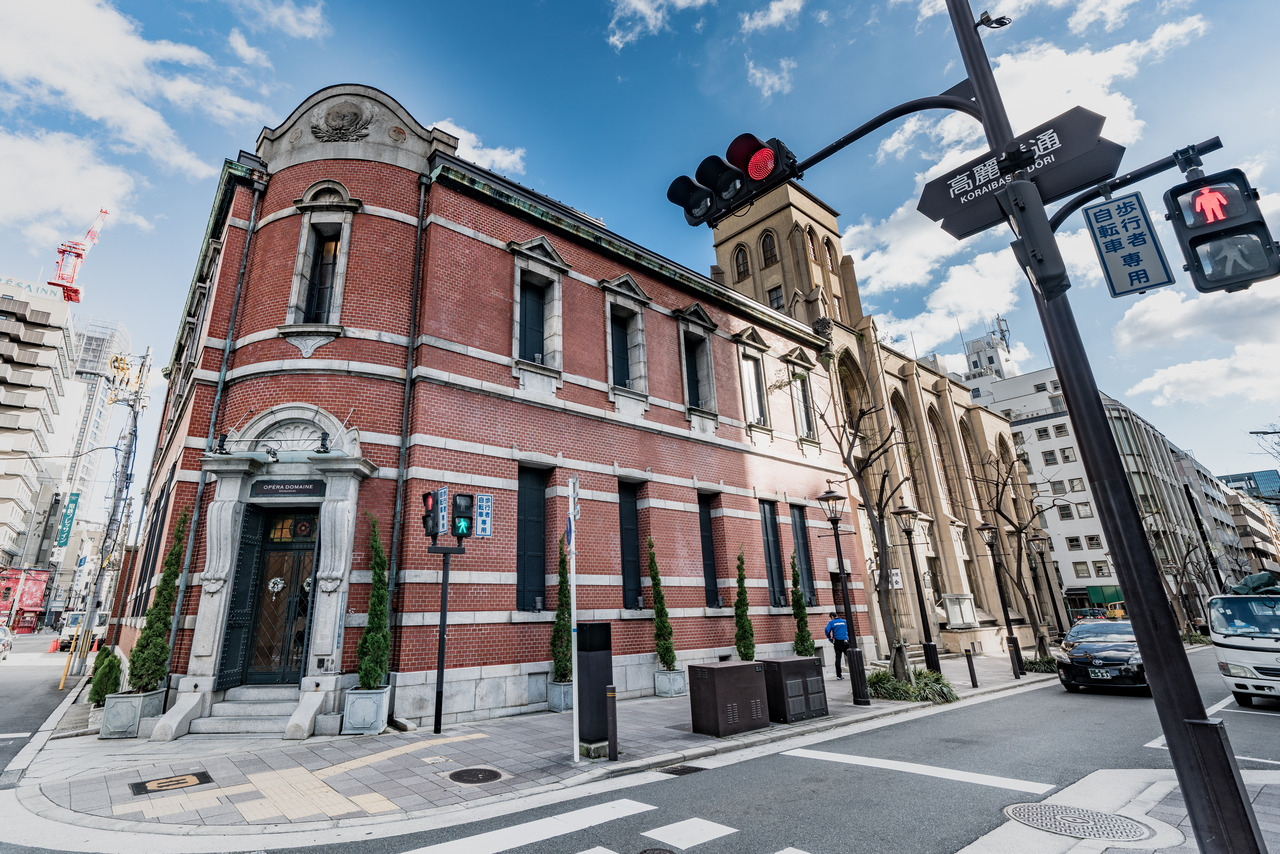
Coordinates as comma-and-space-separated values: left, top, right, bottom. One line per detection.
945, 1, 1265, 849
70, 347, 150, 677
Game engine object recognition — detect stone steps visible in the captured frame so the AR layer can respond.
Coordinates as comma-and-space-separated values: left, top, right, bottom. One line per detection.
209, 700, 299, 718
188, 715, 292, 735
223, 685, 299, 702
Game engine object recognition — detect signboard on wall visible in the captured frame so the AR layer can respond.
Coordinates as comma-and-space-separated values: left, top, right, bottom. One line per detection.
250, 480, 327, 498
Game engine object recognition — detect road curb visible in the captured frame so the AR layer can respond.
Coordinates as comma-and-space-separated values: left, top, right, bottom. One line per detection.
0, 673, 89, 788
6, 670, 1054, 835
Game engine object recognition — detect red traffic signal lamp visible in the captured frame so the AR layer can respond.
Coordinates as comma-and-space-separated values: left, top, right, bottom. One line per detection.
668, 133, 800, 227
1163, 168, 1280, 293
422, 490, 440, 538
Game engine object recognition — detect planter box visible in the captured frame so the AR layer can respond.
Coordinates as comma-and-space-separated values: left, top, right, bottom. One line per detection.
654, 668, 686, 697
548, 680, 572, 712
99, 689, 165, 739
341, 686, 390, 735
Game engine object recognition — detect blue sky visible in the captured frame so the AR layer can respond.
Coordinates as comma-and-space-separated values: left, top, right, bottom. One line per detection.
1, 0, 1278, 523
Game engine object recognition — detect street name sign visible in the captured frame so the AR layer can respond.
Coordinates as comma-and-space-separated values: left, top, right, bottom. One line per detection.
1082, 192, 1176, 298
918, 106, 1126, 239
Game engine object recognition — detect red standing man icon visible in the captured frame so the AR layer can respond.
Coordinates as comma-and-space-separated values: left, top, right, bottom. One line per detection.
1194, 185, 1229, 223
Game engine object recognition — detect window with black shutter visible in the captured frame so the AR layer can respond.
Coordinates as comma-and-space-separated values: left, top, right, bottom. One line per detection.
519, 279, 547, 364
790, 505, 817, 606
619, 481, 642, 609
699, 493, 718, 607
516, 468, 548, 611
759, 501, 786, 606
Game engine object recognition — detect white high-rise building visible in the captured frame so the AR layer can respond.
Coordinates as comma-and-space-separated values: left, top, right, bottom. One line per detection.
67, 317, 130, 514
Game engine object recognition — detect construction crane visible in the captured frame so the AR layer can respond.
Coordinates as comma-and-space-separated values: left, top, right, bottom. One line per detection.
48, 208, 109, 303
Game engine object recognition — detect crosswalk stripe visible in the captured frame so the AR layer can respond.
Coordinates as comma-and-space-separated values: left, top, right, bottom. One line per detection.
0, 732, 31, 739
784, 748, 1054, 794
400, 798, 656, 854
574, 848, 618, 854
642, 817, 737, 849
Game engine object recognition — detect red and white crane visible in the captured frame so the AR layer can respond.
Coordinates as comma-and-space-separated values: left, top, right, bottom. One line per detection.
49, 208, 109, 303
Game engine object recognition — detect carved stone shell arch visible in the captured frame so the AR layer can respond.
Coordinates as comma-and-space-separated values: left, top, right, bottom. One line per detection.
295, 179, 361, 213
255, 84, 463, 174
233, 403, 361, 458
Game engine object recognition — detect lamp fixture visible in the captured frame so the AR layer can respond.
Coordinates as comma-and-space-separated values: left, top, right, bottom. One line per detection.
977, 520, 999, 548
891, 502, 920, 533
975, 10, 1011, 29
815, 481, 847, 524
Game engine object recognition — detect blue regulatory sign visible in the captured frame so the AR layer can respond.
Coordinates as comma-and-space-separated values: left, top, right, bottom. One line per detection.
1082, 191, 1176, 298
476, 494, 493, 537
435, 487, 448, 535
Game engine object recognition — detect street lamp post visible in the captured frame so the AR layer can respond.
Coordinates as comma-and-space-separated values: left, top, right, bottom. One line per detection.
891, 503, 941, 673
816, 485, 870, 705
1028, 532, 1068, 640
978, 521, 1023, 678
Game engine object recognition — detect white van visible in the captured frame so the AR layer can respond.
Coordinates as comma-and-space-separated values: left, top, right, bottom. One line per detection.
1208, 594, 1280, 706
58, 611, 107, 651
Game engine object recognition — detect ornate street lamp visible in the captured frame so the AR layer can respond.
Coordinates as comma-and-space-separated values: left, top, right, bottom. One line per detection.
890, 502, 941, 673
1027, 531, 1067, 640
816, 484, 870, 705
977, 521, 1024, 678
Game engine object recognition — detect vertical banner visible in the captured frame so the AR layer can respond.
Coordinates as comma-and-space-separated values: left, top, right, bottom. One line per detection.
55, 493, 80, 548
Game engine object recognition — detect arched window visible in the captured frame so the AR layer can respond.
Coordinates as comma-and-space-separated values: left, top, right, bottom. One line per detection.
734, 246, 750, 282
890, 394, 923, 508
927, 410, 955, 517
761, 231, 779, 267
825, 239, 838, 273
807, 229, 817, 261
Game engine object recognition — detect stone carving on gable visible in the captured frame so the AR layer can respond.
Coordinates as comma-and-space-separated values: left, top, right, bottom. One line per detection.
256, 421, 324, 453
312, 101, 373, 142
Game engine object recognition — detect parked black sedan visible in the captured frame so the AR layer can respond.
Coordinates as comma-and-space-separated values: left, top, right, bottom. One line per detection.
1052, 619, 1148, 692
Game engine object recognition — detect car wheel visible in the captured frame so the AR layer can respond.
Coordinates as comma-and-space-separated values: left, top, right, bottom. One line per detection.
1062, 681, 1081, 693
1233, 691, 1255, 707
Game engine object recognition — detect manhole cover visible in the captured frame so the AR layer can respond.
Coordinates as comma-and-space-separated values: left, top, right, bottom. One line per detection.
659, 765, 706, 776
1004, 803, 1155, 841
448, 767, 502, 784
639, 850, 675, 853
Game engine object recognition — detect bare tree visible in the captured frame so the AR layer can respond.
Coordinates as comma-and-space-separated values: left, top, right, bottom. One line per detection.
812, 358, 912, 681
971, 449, 1054, 658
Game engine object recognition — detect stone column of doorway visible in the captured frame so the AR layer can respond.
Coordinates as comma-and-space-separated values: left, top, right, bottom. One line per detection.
305, 454, 378, 691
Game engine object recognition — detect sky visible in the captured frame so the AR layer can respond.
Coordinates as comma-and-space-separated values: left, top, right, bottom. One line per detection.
1, 0, 1278, 526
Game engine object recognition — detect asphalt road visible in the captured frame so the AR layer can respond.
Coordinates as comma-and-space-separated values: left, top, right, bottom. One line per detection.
283, 646, 1276, 854
0, 632, 75, 772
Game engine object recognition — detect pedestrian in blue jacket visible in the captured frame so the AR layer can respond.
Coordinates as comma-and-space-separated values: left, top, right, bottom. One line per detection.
825, 611, 849, 679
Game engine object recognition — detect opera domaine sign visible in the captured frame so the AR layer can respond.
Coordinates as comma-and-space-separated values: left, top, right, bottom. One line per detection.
250, 479, 327, 498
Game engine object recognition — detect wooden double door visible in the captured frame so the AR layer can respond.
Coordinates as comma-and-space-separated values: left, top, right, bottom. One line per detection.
215, 507, 319, 690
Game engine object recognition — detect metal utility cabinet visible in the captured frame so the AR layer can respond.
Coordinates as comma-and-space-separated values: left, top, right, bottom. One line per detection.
762, 656, 828, 723
577, 622, 612, 743
688, 660, 769, 737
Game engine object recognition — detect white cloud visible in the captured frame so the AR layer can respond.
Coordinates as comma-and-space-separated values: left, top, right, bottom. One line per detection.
841, 185, 974, 294
606, 0, 714, 50
1126, 340, 1280, 405
741, 0, 804, 35
745, 57, 797, 99
815, 9, 830, 25
0, 128, 147, 254
0, 0, 271, 178
228, 28, 272, 68
873, 248, 1026, 354
432, 119, 526, 176
225, 0, 330, 39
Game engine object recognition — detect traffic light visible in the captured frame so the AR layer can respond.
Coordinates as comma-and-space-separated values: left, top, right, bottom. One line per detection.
451, 493, 475, 539
1163, 168, 1280, 293
667, 133, 800, 227
422, 490, 439, 539
997, 179, 1069, 300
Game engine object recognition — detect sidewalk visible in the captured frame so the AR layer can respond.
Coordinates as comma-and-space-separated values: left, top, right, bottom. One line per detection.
6, 653, 1042, 837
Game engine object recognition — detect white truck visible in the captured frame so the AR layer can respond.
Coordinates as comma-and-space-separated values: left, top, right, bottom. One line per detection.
1208, 588, 1280, 707
58, 611, 107, 651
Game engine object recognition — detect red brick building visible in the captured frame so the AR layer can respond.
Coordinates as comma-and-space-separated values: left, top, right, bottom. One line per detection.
113, 85, 867, 737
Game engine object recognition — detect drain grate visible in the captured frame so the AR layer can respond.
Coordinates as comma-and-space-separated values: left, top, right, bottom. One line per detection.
639, 850, 676, 854
659, 765, 706, 776
448, 767, 502, 785
1004, 803, 1155, 841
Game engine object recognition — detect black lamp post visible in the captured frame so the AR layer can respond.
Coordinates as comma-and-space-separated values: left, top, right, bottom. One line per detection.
816, 484, 870, 705
1028, 532, 1067, 640
978, 521, 1023, 678
891, 503, 941, 673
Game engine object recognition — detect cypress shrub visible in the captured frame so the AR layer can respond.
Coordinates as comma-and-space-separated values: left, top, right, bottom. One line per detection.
551, 535, 572, 682
734, 549, 755, 661
127, 511, 189, 693
89, 648, 121, 705
356, 515, 391, 691
790, 552, 816, 657
649, 538, 676, 671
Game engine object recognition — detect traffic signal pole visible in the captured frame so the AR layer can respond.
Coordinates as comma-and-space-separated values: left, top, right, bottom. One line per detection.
945, 1, 1266, 849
